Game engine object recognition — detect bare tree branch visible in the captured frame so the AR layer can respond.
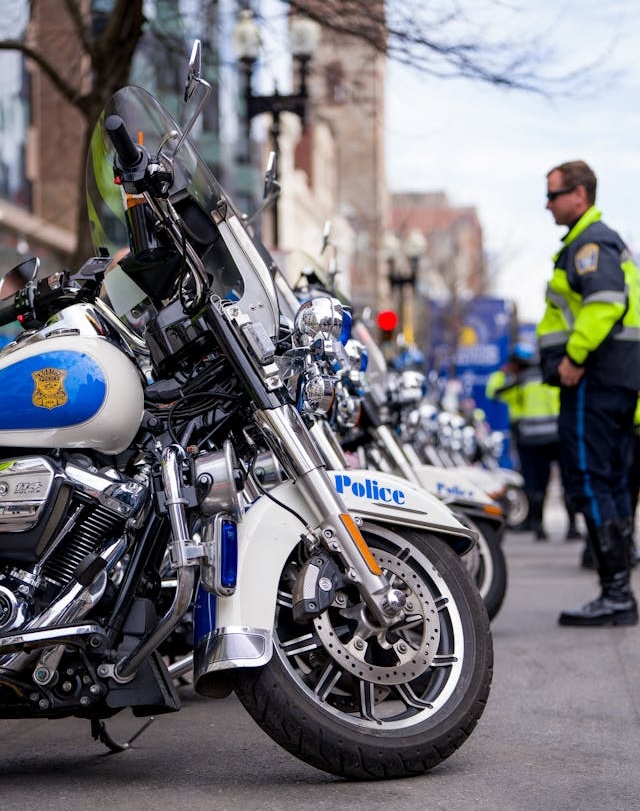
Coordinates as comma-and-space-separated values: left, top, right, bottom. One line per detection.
0, 39, 85, 105
62, 0, 93, 56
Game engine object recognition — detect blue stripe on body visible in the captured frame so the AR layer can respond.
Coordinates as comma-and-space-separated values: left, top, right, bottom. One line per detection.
0, 350, 107, 430
576, 380, 601, 527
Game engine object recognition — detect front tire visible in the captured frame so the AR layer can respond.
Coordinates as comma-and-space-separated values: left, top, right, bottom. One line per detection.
234, 523, 493, 780
470, 518, 508, 621
503, 485, 529, 528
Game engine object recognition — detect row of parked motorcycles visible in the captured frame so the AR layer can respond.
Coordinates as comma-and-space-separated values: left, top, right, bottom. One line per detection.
0, 41, 524, 780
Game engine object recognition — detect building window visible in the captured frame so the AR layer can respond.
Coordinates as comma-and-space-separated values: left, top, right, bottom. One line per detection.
324, 61, 347, 104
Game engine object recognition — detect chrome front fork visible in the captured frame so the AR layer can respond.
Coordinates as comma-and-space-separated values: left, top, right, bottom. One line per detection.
254, 405, 406, 626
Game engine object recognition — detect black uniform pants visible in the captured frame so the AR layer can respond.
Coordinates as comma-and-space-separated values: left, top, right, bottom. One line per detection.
516, 440, 558, 495
559, 379, 637, 528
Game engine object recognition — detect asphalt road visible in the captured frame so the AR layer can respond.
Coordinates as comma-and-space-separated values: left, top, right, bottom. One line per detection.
0, 488, 639, 811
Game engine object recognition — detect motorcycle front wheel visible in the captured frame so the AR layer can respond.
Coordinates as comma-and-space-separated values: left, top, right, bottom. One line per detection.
503, 485, 529, 528
233, 523, 493, 780
469, 518, 508, 621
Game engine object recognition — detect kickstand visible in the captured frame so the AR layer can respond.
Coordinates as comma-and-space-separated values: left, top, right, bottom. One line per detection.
91, 716, 155, 753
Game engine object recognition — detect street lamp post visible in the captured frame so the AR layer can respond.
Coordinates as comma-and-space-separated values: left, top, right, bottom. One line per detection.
383, 229, 427, 347
402, 229, 427, 346
232, 10, 321, 249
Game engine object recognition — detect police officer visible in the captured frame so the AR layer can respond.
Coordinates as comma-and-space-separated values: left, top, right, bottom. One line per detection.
486, 344, 578, 541
537, 160, 640, 627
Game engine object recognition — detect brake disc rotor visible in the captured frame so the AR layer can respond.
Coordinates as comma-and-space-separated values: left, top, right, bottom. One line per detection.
313, 549, 441, 685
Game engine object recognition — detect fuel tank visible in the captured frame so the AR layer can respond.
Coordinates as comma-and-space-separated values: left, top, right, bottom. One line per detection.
0, 333, 144, 454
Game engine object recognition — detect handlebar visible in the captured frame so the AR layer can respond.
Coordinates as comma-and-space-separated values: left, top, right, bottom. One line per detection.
0, 295, 16, 327
105, 114, 143, 170
0, 255, 109, 331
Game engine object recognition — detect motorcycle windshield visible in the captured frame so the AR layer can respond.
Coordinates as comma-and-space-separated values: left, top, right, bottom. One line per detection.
86, 85, 280, 338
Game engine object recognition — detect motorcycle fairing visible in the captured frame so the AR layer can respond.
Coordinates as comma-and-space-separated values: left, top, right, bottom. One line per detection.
193, 472, 475, 692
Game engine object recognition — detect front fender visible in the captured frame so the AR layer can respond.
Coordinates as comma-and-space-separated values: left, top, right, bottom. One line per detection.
193, 471, 475, 693
411, 465, 504, 530
327, 469, 475, 549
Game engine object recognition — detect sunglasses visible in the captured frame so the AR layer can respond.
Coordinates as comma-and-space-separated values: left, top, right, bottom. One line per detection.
546, 186, 576, 202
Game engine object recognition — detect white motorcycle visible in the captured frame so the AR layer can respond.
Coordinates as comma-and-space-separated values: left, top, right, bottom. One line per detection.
0, 43, 492, 780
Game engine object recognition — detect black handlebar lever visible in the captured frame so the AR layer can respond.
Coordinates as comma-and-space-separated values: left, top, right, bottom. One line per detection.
105, 114, 151, 193
105, 114, 171, 198
105, 115, 143, 170
0, 256, 111, 331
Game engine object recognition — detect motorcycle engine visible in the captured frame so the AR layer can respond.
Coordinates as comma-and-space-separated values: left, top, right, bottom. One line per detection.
0, 454, 148, 635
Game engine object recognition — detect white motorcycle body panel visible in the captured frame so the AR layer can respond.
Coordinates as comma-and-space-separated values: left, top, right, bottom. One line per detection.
220, 471, 471, 631
194, 471, 475, 685
411, 464, 494, 504
463, 464, 524, 493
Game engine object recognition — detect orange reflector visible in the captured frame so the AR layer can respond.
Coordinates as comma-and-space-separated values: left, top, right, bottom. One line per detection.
138, 131, 144, 145
483, 503, 503, 517
125, 193, 145, 209
339, 514, 382, 575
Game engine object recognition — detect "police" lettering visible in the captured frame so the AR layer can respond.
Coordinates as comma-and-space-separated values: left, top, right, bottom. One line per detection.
436, 482, 474, 499
333, 474, 406, 505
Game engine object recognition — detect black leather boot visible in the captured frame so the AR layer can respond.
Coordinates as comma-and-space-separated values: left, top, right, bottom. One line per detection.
566, 517, 582, 541
580, 542, 595, 569
529, 492, 547, 541
580, 516, 598, 569
559, 520, 638, 627
617, 516, 640, 568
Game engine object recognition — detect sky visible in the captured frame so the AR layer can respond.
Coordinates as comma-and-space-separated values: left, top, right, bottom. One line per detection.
384, 1, 640, 324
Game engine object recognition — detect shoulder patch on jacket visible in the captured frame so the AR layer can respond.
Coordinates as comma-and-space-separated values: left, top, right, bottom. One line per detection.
575, 242, 600, 274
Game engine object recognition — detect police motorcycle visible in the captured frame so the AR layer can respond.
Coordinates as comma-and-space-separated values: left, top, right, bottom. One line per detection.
0, 43, 492, 780
401, 393, 529, 529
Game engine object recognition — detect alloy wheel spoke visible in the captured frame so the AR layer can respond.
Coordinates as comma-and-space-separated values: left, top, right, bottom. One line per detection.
395, 681, 433, 710
276, 588, 293, 609
431, 653, 458, 668
357, 679, 380, 722
313, 661, 343, 701
280, 629, 324, 657
434, 595, 450, 612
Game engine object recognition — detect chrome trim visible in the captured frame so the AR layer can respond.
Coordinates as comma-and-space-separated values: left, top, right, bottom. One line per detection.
0, 537, 127, 672
168, 653, 193, 679
254, 404, 326, 479
194, 625, 272, 694
255, 406, 407, 626
0, 457, 58, 533
309, 419, 349, 470
0, 623, 104, 654
114, 445, 197, 680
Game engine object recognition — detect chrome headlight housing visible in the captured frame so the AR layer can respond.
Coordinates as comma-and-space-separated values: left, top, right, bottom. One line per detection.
396, 370, 426, 405
297, 362, 336, 416
294, 296, 351, 346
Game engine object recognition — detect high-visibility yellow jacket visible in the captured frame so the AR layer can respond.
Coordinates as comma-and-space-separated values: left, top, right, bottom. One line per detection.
536, 206, 640, 389
486, 366, 560, 445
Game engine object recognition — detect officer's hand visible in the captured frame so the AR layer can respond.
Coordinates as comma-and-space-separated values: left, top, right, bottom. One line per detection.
558, 355, 585, 387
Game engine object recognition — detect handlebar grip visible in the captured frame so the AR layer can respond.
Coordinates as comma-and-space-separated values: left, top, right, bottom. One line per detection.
0, 295, 17, 328
105, 114, 142, 169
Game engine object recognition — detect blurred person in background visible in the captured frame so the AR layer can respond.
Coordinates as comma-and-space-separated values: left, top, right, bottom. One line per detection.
486, 343, 579, 541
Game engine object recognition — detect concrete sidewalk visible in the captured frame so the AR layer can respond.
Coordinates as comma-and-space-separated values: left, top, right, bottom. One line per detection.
477, 481, 640, 810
